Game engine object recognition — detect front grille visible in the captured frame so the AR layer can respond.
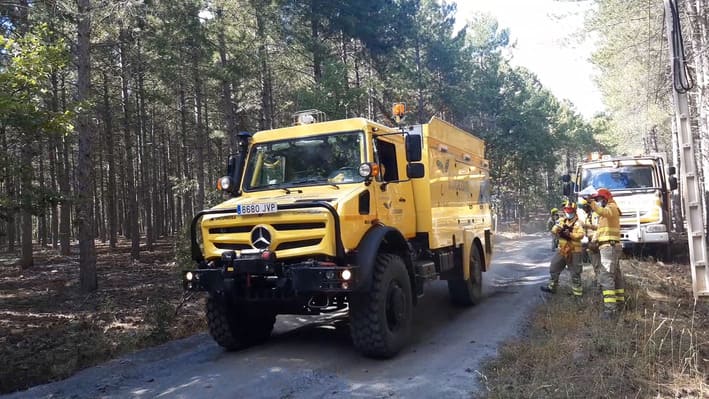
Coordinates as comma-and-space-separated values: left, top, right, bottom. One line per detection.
209, 226, 253, 234
209, 221, 327, 253
272, 222, 325, 231
214, 243, 253, 250
276, 239, 322, 250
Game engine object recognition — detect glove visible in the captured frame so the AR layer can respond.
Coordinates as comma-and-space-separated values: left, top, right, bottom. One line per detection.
559, 230, 571, 240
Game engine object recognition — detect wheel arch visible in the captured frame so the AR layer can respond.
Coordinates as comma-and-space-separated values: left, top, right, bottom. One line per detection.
355, 225, 416, 302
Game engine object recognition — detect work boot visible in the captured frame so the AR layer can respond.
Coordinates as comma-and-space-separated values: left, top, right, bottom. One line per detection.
540, 285, 556, 294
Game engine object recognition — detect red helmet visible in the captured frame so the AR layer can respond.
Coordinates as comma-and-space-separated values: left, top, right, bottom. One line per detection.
563, 202, 577, 213
595, 188, 612, 200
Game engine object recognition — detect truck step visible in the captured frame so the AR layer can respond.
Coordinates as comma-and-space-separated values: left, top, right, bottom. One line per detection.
414, 260, 437, 280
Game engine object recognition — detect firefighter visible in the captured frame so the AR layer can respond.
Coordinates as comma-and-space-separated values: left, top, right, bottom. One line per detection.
588, 187, 625, 318
541, 202, 584, 296
578, 198, 601, 286
547, 208, 560, 251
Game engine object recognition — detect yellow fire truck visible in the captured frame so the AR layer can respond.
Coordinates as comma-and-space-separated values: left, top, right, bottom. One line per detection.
183, 107, 493, 358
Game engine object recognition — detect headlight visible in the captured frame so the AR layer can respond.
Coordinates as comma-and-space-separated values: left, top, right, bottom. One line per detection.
358, 162, 379, 178
645, 224, 667, 233
341, 269, 352, 281
217, 176, 232, 191
185, 271, 194, 281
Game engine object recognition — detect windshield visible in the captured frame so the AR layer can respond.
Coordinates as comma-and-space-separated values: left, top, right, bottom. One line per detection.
580, 165, 656, 190
243, 131, 365, 191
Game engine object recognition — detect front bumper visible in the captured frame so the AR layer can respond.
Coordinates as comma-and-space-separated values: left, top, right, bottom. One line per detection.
183, 255, 359, 298
620, 226, 669, 246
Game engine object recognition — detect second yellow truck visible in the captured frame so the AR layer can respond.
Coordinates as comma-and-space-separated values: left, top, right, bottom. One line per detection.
183, 109, 494, 358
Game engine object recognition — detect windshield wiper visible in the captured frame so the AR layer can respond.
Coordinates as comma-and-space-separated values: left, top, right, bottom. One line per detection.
289, 178, 323, 185
256, 183, 302, 194
289, 178, 340, 189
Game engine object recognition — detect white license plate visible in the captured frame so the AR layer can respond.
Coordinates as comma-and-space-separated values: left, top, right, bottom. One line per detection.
236, 203, 278, 215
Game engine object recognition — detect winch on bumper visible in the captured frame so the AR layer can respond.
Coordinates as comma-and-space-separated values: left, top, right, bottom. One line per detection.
183, 249, 358, 296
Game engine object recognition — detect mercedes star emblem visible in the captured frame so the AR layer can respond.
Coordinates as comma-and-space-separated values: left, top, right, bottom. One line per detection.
250, 226, 271, 249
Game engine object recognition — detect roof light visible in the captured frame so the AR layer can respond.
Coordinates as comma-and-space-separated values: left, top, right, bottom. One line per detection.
297, 113, 315, 124
392, 103, 406, 124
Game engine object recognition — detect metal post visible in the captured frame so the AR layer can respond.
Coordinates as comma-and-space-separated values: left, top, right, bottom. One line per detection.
664, 0, 708, 298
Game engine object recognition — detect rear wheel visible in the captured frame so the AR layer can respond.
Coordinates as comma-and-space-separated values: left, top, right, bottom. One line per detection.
447, 244, 484, 306
349, 253, 413, 358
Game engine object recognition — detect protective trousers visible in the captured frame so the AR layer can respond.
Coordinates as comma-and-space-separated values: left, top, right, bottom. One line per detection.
589, 248, 601, 281
599, 244, 623, 312
546, 252, 582, 296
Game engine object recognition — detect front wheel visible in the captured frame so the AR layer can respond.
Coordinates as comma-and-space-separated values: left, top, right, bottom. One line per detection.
349, 253, 413, 358
447, 244, 484, 306
206, 297, 276, 351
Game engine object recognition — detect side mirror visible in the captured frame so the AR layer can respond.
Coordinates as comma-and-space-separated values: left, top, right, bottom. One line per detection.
561, 174, 571, 183
668, 166, 676, 175
406, 163, 425, 179
562, 183, 571, 197
405, 134, 422, 162
226, 154, 237, 176
669, 176, 678, 191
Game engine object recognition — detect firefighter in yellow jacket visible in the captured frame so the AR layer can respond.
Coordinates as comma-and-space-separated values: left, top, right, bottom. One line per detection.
589, 187, 624, 318
541, 202, 585, 296
578, 198, 601, 285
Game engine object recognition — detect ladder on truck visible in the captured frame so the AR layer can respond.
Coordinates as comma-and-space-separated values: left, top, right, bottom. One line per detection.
664, 0, 708, 298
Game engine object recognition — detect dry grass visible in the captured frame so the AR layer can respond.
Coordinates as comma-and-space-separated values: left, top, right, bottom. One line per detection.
0, 239, 206, 394
479, 256, 709, 399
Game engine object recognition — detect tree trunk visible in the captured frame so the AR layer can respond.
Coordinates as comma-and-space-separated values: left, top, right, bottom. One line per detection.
102, 71, 118, 248
193, 58, 206, 211
216, 6, 240, 150
179, 85, 193, 218
120, 27, 140, 260
49, 71, 60, 249
20, 142, 33, 269
136, 45, 154, 251
38, 154, 47, 247
254, 3, 274, 130
3, 125, 15, 253
58, 87, 72, 256
76, 0, 97, 292
310, 0, 322, 83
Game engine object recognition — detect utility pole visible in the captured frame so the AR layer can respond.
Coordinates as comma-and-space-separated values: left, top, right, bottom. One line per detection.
664, 0, 708, 298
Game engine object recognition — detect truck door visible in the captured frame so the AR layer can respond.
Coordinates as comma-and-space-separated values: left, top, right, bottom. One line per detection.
373, 137, 416, 237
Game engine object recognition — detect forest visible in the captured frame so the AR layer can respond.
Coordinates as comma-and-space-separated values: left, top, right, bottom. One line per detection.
1, 0, 708, 293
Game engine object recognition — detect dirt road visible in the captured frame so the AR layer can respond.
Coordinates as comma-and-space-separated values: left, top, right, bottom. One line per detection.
5, 234, 552, 399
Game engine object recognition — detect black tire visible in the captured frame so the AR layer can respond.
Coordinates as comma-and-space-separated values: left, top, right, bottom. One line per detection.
349, 253, 413, 358
246, 311, 277, 344
447, 244, 483, 306
206, 297, 276, 350
657, 244, 672, 262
